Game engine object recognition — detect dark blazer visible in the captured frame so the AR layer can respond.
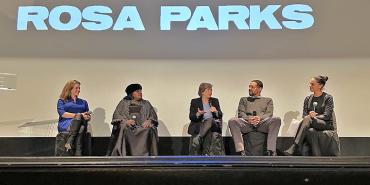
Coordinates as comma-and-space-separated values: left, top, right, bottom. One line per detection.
187, 97, 223, 135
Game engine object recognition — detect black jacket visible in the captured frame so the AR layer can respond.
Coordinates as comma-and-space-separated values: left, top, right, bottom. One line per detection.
187, 97, 223, 135
303, 93, 334, 121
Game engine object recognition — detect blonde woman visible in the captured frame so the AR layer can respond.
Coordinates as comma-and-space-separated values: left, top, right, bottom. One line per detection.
57, 80, 90, 156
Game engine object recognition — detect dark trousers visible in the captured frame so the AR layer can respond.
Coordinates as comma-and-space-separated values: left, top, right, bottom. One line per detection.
293, 116, 333, 154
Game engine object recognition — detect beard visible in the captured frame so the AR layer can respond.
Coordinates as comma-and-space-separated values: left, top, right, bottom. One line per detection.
249, 90, 255, 96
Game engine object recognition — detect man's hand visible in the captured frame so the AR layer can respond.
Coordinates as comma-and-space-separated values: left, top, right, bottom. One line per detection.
249, 116, 261, 126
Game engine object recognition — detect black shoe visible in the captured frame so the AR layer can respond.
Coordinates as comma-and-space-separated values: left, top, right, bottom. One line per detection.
236, 150, 246, 156
282, 144, 297, 156
266, 150, 277, 156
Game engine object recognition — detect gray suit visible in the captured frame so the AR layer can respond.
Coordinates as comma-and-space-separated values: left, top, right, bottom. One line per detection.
228, 96, 281, 153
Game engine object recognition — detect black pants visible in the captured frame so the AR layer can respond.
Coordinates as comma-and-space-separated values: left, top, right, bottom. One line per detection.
293, 117, 333, 154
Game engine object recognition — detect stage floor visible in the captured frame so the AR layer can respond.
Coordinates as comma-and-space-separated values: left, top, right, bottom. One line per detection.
1, 156, 370, 167
0, 156, 370, 185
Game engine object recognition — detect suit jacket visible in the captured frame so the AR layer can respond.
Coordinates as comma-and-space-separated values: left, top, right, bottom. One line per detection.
188, 97, 223, 135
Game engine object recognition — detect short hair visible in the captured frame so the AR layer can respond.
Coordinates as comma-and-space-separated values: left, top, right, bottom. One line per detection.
251, 80, 263, 89
59, 80, 80, 100
198, 83, 213, 97
314, 75, 329, 87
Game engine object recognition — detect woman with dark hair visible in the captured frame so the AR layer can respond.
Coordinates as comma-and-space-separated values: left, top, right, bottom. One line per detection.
284, 76, 339, 156
57, 80, 91, 156
188, 83, 224, 155
108, 83, 159, 156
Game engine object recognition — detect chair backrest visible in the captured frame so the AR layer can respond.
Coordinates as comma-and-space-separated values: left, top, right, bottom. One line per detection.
332, 111, 338, 132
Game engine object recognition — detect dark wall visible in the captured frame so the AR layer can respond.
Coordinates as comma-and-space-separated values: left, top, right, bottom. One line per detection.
0, 137, 369, 156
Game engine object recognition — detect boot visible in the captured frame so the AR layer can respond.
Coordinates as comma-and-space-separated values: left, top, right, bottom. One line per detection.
65, 119, 81, 151
74, 132, 83, 156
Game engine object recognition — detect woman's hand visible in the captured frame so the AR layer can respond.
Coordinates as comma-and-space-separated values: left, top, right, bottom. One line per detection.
196, 108, 205, 117
82, 112, 91, 120
126, 120, 136, 127
309, 111, 317, 118
210, 106, 217, 113
142, 120, 153, 128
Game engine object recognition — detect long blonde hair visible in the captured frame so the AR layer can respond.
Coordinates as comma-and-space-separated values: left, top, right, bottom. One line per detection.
59, 80, 80, 100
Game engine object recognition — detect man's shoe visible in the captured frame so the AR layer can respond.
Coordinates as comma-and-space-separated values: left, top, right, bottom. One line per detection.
266, 150, 277, 156
236, 150, 246, 156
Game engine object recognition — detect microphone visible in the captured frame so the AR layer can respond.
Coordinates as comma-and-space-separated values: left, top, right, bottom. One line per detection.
130, 115, 137, 131
313, 102, 318, 112
209, 102, 214, 113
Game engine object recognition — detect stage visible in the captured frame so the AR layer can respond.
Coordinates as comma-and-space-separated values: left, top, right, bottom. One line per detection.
1, 156, 370, 185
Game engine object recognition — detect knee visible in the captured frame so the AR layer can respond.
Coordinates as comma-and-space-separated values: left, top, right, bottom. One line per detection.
228, 117, 238, 128
205, 118, 214, 124
303, 116, 311, 123
271, 117, 281, 126
306, 128, 318, 137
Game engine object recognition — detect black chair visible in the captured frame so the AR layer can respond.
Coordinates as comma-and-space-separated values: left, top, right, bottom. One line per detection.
243, 131, 267, 156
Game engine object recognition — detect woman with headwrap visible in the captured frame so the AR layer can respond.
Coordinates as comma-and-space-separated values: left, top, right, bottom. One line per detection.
107, 84, 159, 156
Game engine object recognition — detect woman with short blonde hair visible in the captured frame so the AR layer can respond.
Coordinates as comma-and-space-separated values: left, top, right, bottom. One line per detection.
188, 83, 224, 155
198, 83, 213, 97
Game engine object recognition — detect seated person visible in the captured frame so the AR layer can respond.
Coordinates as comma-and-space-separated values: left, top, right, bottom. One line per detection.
284, 76, 339, 156
108, 83, 159, 156
228, 80, 281, 156
188, 83, 224, 155
56, 80, 91, 156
